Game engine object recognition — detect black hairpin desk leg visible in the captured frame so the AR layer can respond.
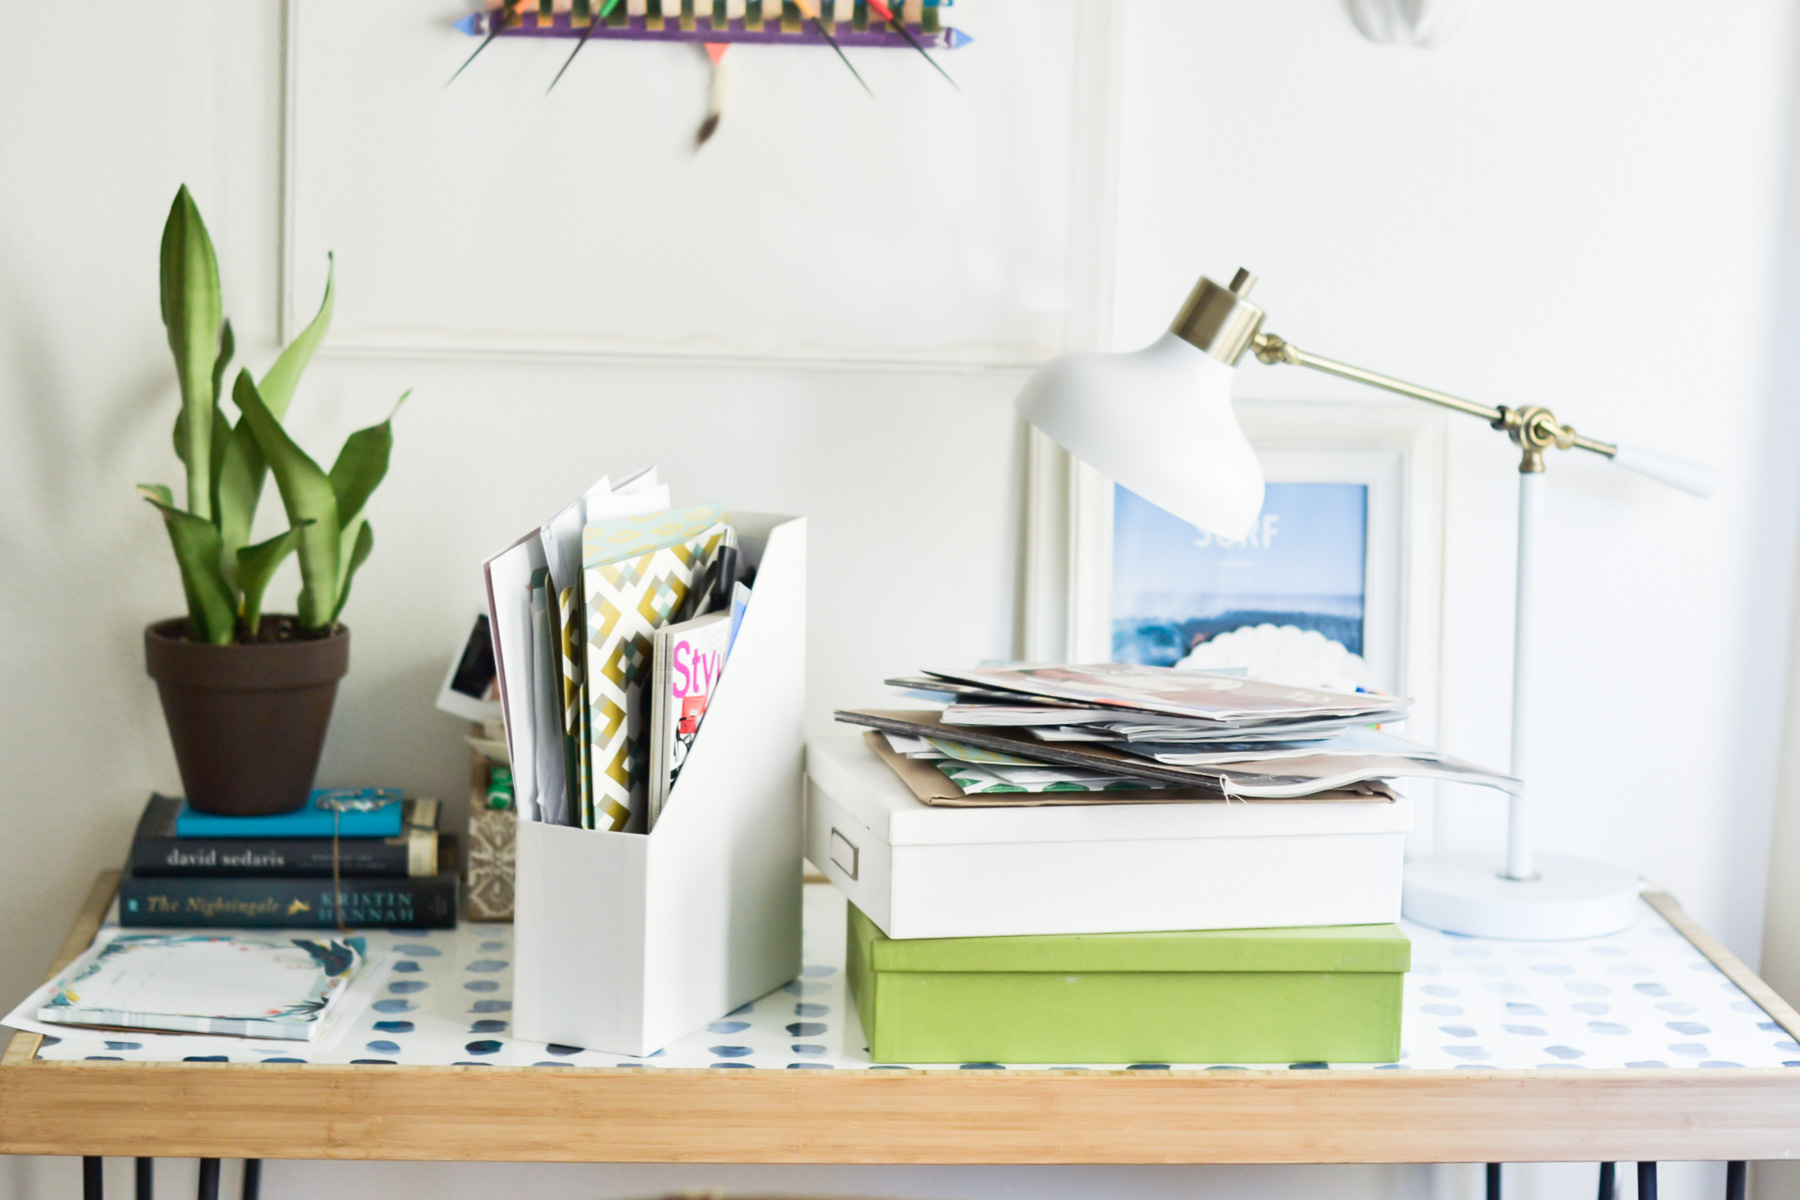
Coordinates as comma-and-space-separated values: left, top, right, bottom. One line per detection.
1638, 1162, 1658, 1200
240, 1160, 261, 1200
135, 1158, 153, 1200
82, 1158, 102, 1200
1484, 1162, 1502, 1200
195, 1159, 219, 1200
1598, 1162, 1615, 1200
1725, 1161, 1746, 1200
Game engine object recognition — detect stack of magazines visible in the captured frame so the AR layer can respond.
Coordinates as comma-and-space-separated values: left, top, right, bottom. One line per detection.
836, 662, 1518, 802
483, 468, 751, 835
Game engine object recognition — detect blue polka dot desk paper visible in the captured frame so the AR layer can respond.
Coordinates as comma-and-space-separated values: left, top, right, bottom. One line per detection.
20, 884, 1800, 1072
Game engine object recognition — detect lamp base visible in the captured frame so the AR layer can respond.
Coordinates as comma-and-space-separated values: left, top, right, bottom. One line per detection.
1401, 852, 1642, 940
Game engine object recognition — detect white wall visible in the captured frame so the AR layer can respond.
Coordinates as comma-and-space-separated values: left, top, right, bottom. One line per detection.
3, 3, 1797, 1199
1753, 1, 1800, 1191
1111, 1, 1800, 972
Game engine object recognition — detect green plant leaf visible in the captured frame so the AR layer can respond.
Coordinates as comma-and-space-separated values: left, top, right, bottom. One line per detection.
160, 185, 222, 522
236, 522, 311, 637
328, 389, 408, 528
259, 256, 334, 421
139, 486, 235, 644
232, 370, 342, 631
169, 262, 234, 488
215, 266, 333, 587
332, 518, 375, 624
215, 417, 266, 589
197, 320, 236, 528
210, 319, 235, 413
171, 405, 231, 504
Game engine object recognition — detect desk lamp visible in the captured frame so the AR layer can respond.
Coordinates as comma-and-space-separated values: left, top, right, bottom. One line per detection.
1018, 269, 1718, 940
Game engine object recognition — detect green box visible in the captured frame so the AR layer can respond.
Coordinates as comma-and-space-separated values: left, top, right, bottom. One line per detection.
847, 902, 1409, 1064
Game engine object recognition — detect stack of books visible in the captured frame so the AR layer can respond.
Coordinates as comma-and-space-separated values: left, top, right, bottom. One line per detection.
120, 789, 458, 930
815, 662, 1516, 1065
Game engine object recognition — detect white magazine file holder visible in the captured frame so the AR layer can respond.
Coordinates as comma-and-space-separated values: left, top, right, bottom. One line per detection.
513, 513, 805, 1056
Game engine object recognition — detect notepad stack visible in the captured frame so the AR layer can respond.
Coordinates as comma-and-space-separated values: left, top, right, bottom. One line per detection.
119, 789, 458, 930
809, 663, 1514, 1065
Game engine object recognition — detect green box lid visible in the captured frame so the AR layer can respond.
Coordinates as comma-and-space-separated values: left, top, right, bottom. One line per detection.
854, 905, 1410, 974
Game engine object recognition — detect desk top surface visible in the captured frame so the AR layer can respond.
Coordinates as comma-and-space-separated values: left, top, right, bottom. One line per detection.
17, 883, 1800, 1074
3, 874, 1799, 1165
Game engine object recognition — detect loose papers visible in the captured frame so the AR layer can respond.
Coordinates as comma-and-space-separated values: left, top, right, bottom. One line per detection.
837, 662, 1517, 803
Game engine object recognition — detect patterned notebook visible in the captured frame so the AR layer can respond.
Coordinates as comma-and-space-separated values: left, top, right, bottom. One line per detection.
36, 933, 366, 1041
581, 505, 730, 832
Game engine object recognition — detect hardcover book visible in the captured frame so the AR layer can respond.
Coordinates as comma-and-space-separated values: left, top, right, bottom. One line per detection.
118, 869, 458, 930
130, 797, 441, 878
173, 787, 407, 839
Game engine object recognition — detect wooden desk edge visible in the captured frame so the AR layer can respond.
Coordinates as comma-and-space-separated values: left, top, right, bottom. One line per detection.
1642, 889, 1800, 1042
2, 870, 119, 1067
4, 875, 1800, 1164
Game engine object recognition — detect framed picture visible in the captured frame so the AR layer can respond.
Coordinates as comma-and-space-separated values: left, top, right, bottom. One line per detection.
1111, 474, 1379, 685
1021, 399, 1446, 737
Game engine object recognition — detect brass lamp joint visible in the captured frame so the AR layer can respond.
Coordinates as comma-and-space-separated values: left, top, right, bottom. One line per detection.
1495, 405, 1577, 474
1252, 332, 1298, 366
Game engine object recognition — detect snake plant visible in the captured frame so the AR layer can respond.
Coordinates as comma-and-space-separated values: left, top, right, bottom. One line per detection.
139, 185, 406, 645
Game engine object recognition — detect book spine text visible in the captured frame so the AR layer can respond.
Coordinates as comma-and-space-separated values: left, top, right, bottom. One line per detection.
118, 876, 456, 929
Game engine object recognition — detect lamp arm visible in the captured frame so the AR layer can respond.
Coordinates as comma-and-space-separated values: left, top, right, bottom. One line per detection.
1251, 329, 1741, 487
1253, 331, 1512, 428
1253, 331, 1719, 498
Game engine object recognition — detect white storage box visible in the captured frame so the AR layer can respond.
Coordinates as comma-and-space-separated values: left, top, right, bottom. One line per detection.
514, 514, 805, 1056
805, 734, 1412, 939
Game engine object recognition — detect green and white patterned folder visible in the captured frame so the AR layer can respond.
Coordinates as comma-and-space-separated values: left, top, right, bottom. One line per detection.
581, 505, 730, 833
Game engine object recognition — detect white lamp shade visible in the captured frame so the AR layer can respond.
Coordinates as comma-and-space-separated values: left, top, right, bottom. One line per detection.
1017, 332, 1265, 541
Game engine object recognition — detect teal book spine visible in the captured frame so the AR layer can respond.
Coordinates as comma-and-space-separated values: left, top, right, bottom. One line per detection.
173, 788, 405, 839
117, 871, 457, 930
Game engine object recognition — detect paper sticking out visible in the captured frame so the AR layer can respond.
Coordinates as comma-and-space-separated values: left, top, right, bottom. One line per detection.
485, 472, 671, 827
482, 531, 548, 821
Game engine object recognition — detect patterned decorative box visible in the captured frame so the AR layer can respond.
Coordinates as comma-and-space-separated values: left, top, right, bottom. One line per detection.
466, 754, 516, 922
847, 901, 1410, 1064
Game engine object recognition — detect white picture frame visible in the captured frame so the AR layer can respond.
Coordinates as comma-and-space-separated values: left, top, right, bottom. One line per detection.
1022, 398, 1447, 753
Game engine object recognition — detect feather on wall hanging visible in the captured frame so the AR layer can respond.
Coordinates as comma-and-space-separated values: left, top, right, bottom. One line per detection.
450, 0, 968, 144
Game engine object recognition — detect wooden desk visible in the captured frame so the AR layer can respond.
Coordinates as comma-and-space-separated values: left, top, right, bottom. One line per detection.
4, 873, 1799, 1166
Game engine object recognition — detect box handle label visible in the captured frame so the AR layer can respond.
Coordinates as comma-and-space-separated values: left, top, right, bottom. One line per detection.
829, 828, 859, 881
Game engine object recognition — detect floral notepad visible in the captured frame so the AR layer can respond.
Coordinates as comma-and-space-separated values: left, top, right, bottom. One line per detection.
34, 933, 366, 1041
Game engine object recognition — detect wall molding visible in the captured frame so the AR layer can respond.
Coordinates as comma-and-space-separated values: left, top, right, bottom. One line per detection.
277, 0, 1124, 374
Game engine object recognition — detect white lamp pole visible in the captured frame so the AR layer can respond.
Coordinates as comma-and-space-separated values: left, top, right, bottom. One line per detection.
1507, 469, 1542, 885
1248, 324, 1716, 940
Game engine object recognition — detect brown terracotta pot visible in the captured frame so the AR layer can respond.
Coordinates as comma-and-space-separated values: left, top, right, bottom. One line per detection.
144, 618, 350, 816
